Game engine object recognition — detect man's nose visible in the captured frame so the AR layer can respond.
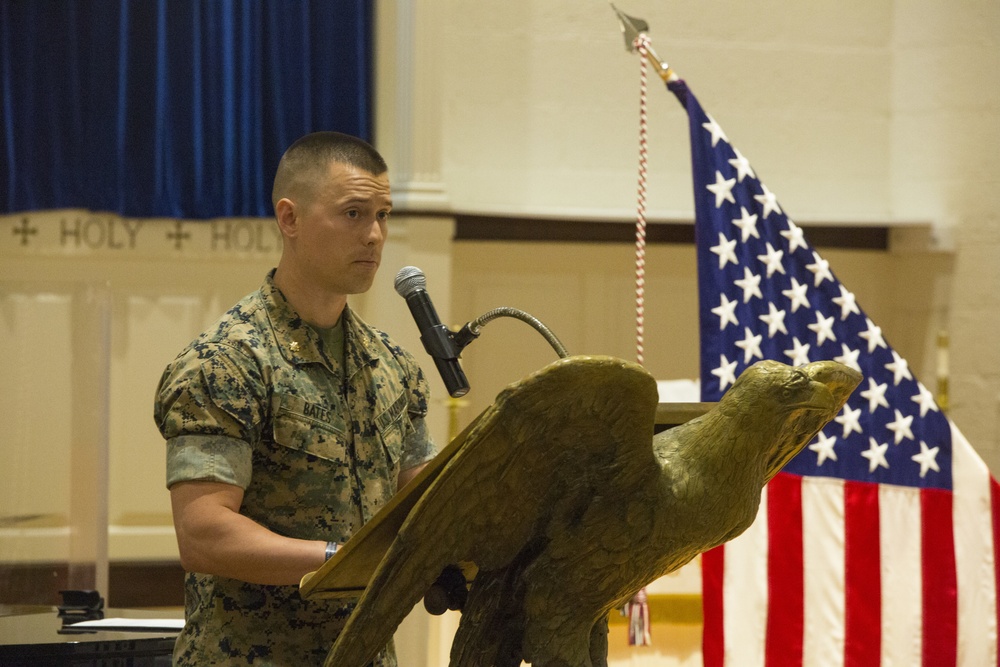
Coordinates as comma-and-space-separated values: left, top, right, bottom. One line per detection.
365, 218, 385, 246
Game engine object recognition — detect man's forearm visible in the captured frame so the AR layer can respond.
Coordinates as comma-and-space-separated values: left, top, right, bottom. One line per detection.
179, 512, 328, 585
171, 481, 330, 586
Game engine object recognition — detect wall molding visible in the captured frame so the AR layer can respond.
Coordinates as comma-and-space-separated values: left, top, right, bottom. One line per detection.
3, 210, 928, 259
454, 213, 893, 249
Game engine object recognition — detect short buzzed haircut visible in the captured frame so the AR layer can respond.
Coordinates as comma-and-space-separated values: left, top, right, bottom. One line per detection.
271, 131, 388, 210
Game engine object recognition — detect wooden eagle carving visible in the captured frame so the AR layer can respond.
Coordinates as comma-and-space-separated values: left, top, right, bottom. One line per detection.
323, 355, 861, 667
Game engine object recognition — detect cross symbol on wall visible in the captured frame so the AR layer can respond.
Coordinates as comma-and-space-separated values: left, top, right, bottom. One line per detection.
166, 220, 190, 250
12, 218, 38, 246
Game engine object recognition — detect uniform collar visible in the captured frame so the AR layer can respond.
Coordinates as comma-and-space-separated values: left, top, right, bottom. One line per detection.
261, 270, 380, 376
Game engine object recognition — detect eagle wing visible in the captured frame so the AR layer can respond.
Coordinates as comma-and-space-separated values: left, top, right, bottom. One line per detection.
324, 355, 660, 667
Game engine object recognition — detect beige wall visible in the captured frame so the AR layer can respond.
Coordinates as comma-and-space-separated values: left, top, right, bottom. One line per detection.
434, 1, 895, 221
418, 0, 998, 469
390, 2, 998, 663
888, 0, 1000, 468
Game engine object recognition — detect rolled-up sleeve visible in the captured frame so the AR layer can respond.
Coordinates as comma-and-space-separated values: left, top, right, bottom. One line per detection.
154, 343, 264, 489
165, 434, 254, 489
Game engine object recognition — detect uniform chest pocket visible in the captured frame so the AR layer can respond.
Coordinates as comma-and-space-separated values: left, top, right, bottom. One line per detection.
374, 391, 408, 466
272, 393, 349, 463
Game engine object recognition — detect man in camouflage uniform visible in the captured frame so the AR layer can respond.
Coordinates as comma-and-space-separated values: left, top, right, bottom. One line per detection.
154, 132, 436, 666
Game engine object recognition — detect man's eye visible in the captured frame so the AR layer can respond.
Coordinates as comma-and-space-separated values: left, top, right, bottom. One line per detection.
345, 210, 359, 219
377, 211, 390, 222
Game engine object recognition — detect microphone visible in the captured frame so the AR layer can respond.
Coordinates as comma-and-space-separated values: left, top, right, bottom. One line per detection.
394, 266, 470, 398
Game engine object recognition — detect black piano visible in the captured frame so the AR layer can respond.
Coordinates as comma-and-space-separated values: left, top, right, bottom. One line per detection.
0, 605, 179, 666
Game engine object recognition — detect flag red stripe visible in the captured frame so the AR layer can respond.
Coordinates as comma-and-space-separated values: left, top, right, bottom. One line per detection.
992, 478, 1000, 667
921, 488, 957, 667
701, 545, 725, 667
844, 481, 881, 666
765, 473, 803, 666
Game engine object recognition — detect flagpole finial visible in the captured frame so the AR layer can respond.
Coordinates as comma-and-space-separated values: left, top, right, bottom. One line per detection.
609, 4, 678, 82
610, 3, 649, 52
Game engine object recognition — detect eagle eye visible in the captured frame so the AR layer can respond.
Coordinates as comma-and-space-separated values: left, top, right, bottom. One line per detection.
782, 370, 810, 399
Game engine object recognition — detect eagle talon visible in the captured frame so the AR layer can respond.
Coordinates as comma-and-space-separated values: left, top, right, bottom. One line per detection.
423, 564, 468, 615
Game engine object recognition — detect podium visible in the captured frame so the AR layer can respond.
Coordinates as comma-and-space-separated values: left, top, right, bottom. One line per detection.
299, 386, 712, 601
299, 353, 858, 667
298, 355, 716, 667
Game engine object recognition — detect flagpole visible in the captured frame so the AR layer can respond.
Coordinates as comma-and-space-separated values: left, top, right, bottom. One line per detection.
611, 3, 681, 649
936, 330, 949, 412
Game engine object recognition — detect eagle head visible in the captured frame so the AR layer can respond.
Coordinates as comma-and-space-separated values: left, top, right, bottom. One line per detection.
724, 359, 862, 480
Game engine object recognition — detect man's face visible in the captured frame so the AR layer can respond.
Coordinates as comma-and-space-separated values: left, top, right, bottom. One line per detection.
290, 161, 391, 296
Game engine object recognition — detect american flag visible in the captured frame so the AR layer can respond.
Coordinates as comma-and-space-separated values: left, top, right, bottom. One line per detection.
664, 78, 1000, 666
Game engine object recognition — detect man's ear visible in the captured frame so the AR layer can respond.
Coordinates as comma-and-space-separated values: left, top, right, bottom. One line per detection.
274, 198, 297, 238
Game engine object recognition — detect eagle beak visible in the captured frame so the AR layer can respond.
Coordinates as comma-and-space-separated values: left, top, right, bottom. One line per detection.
800, 380, 838, 412
805, 361, 863, 410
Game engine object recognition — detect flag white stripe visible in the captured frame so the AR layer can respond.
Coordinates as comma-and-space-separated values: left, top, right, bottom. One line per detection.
879, 484, 923, 665
722, 491, 768, 667
951, 422, 998, 666
802, 477, 846, 667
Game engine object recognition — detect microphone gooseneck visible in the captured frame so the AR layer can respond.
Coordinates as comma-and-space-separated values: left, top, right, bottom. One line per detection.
394, 266, 569, 398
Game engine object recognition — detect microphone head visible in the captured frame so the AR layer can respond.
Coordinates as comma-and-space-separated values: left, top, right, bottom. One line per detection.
394, 266, 427, 298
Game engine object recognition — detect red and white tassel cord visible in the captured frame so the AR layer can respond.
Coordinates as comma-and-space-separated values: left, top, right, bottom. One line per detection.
632, 34, 651, 368
626, 587, 653, 646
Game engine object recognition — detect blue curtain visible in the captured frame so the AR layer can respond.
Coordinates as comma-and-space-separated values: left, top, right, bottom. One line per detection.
0, 0, 373, 219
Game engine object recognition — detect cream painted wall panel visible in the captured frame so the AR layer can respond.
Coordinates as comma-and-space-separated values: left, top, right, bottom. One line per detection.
891, 109, 1000, 187
451, 239, 950, 433
437, 2, 689, 218
663, 2, 892, 46
881, 250, 954, 385
578, 268, 651, 363
108, 280, 274, 560
436, 1, 894, 222
893, 45, 1000, 113
108, 294, 222, 558
668, 46, 890, 116
892, 0, 998, 48
0, 291, 74, 539
643, 42, 892, 221
949, 223, 1000, 459
890, 0, 1000, 472
105, 264, 278, 559
458, 272, 586, 412
452, 241, 701, 426
0, 283, 112, 568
